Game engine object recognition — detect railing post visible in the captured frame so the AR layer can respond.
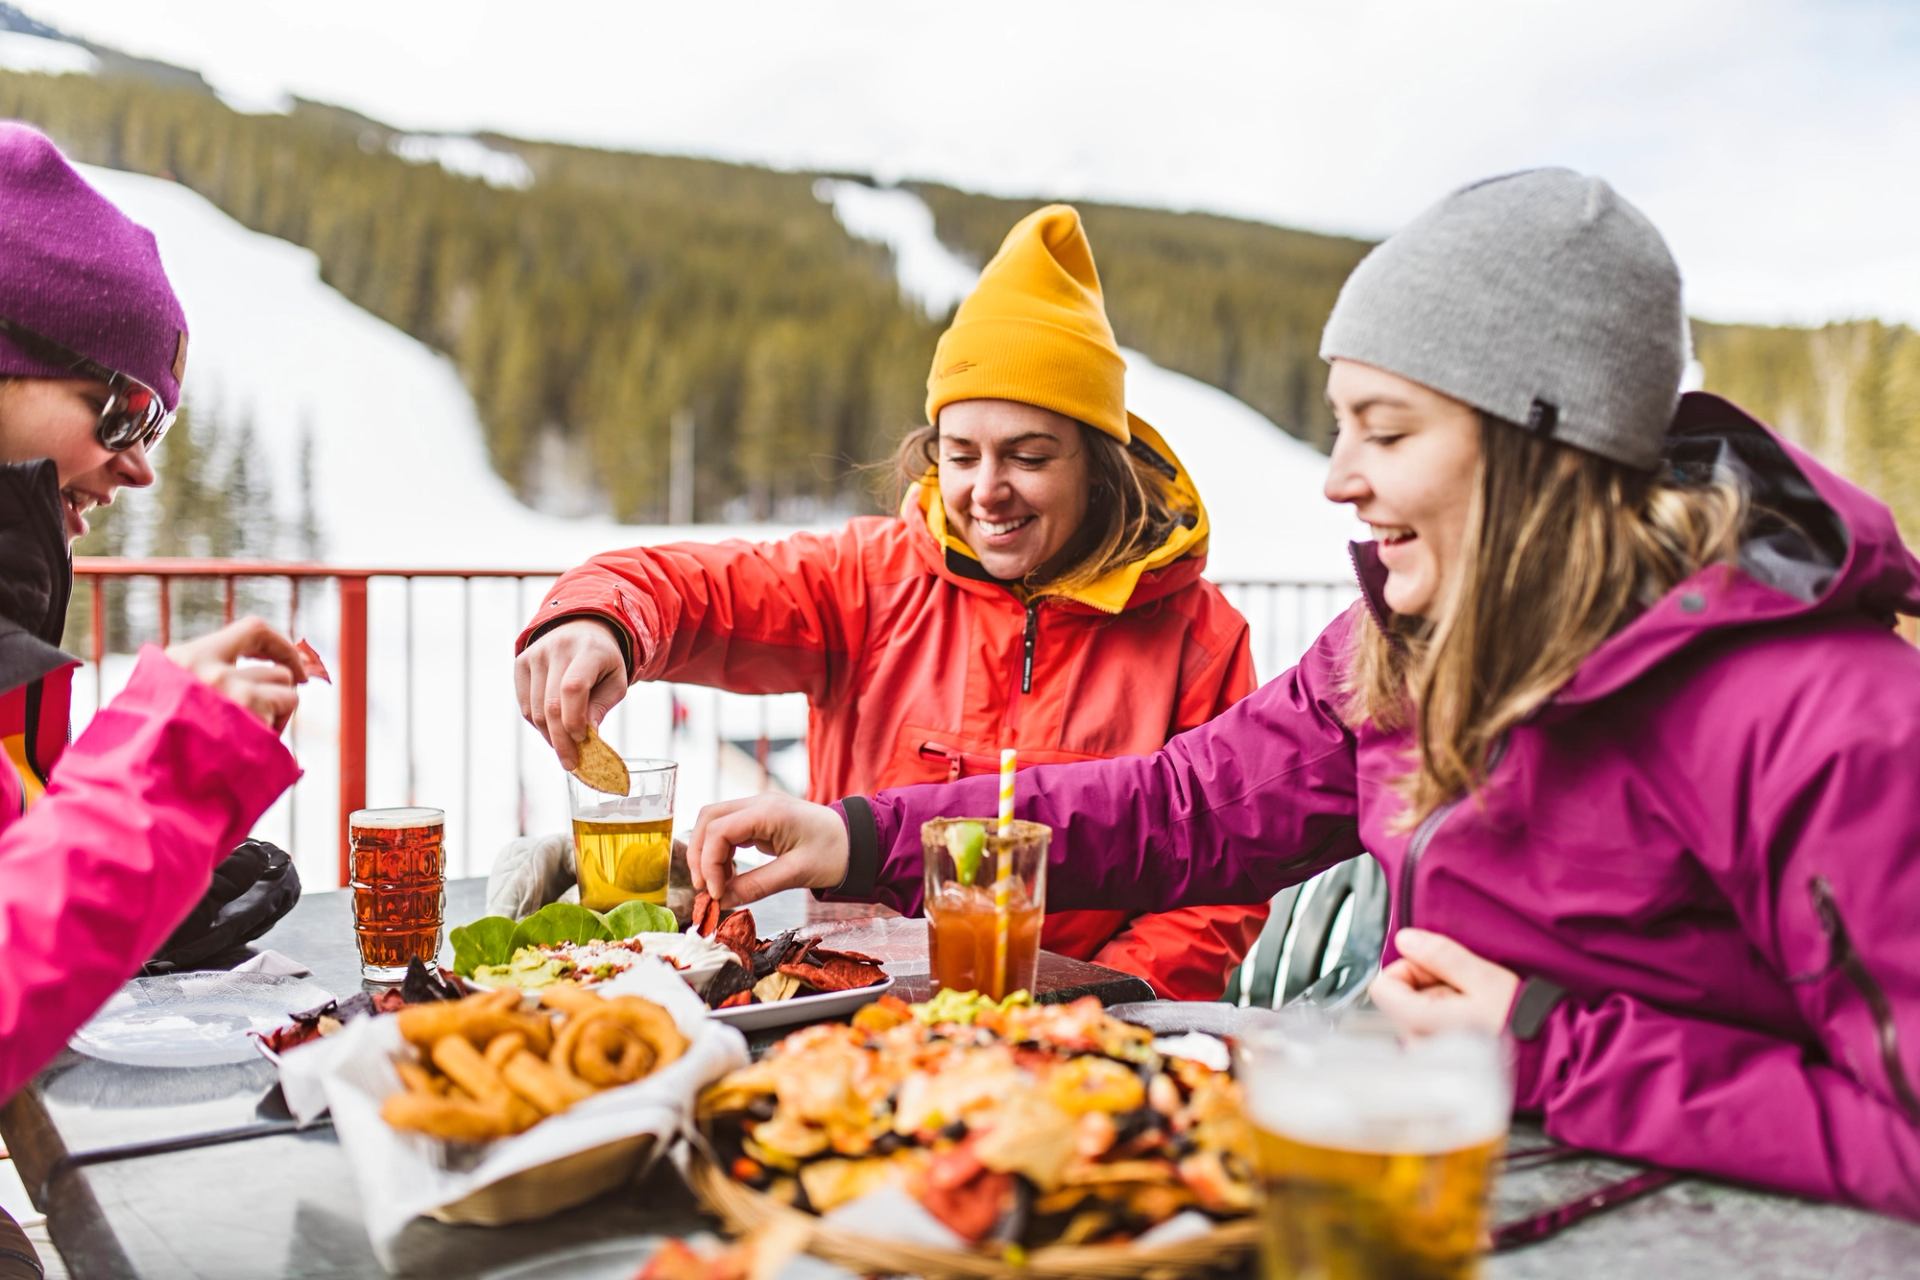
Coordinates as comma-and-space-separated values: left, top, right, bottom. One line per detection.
338, 576, 369, 886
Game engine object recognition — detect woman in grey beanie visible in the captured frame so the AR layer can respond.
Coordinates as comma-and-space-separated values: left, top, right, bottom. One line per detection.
688, 167, 1920, 1226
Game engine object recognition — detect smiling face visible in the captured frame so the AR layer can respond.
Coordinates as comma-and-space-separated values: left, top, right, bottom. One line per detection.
1323, 360, 1483, 619
0, 377, 156, 543
936, 398, 1092, 583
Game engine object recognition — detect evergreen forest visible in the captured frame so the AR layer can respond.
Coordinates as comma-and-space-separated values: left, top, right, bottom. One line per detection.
0, 60, 1915, 543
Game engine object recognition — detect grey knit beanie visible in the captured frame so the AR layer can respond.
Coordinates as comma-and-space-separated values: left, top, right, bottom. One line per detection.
1319, 168, 1685, 472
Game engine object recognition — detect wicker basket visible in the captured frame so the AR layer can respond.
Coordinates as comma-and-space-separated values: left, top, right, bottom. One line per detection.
429, 1135, 655, 1226
687, 1152, 1258, 1280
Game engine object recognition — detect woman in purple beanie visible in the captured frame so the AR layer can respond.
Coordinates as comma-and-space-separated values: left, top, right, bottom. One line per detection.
0, 124, 310, 1145
687, 170, 1920, 1221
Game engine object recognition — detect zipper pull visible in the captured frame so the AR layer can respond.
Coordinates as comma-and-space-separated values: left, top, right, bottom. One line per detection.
1021, 602, 1039, 695
918, 742, 964, 782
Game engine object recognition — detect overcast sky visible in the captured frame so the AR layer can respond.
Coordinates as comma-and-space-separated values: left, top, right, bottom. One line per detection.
19, 0, 1920, 328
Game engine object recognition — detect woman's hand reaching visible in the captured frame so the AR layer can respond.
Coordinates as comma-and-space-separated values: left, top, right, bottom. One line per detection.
163, 616, 306, 735
515, 619, 630, 771
687, 793, 852, 909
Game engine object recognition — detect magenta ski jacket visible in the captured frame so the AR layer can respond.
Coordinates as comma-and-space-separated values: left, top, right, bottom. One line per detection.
834, 394, 1920, 1218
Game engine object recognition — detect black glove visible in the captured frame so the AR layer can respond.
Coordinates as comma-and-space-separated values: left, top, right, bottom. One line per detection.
144, 838, 302, 973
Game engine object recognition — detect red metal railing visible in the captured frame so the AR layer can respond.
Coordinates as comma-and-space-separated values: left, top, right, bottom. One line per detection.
72, 559, 1356, 886
74, 559, 570, 885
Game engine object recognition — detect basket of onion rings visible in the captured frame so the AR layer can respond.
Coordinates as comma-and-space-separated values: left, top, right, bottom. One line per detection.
276, 957, 748, 1255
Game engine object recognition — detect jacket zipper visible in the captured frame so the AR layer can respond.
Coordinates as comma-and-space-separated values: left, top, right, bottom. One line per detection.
1020, 600, 1040, 696
1397, 736, 1508, 931
1795, 875, 1920, 1125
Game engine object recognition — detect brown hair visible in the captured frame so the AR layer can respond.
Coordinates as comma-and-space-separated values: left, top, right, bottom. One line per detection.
889, 419, 1188, 595
1345, 415, 1747, 828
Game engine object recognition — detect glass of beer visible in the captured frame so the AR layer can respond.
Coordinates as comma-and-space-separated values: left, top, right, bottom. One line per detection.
569, 758, 676, 912
921, 817, 1048, 1000
1239, 1010, 1510, 1280
348, 806, 447, 983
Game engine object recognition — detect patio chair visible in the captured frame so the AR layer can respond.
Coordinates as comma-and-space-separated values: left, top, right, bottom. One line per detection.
1220, 855, 1389, 1010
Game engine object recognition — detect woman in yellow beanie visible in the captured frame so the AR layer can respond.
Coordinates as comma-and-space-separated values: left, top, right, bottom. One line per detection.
513, 205, 1267, 999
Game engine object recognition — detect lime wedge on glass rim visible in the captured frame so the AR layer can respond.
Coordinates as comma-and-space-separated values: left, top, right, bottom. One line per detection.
945, 820, 987, 887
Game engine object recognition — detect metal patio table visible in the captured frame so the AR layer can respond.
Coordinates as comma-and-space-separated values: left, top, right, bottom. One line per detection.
5, 881, 1917, 1277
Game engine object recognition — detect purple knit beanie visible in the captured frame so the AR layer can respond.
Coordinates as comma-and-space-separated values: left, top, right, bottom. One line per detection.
0, 123, 188, 410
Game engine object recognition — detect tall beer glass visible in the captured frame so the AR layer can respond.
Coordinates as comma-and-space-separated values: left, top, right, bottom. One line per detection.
1239, 1011, 1510, 1280
569, 759, 676, 912
348, 806, 447, 982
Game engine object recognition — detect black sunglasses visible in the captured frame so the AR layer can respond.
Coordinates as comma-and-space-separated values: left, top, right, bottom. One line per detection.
0, 315, 173, 453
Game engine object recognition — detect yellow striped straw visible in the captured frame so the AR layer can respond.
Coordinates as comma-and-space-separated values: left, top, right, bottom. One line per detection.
993, 748, 1016, 996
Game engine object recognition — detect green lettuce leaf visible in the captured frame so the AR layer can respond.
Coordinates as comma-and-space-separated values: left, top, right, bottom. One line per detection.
602, 900, 679, 938
508, 902, 612, 952
449, 915, 518, 975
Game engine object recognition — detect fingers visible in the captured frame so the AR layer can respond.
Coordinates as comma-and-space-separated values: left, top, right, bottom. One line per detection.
521, 622, 627, 771
226, 617, 307, 684
1393, 929, 1505, 992
258, 683, 299, 735
688, 797, 754, 897
541, 651, 578, 770
722, 857, 818, 909
555, 658, 601, 751
1367, 966, 1449, 1035
513, 649, 536, 734
588, 668, 625, 728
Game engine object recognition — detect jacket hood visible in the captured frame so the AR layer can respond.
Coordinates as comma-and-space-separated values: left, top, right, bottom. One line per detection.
1352, 391, 1920, 709
907, 412, 1212, 614
0, 458, 76, 694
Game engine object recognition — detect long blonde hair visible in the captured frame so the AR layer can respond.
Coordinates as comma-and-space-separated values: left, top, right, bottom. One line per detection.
1346, 415, 1747, 827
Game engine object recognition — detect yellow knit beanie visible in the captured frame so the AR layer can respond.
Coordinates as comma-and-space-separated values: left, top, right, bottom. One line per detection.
925, 204, 1130, 444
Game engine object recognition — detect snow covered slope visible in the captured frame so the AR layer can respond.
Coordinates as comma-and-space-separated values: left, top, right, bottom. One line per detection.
69, 166, 1354, 888
816, 180, 1367, 583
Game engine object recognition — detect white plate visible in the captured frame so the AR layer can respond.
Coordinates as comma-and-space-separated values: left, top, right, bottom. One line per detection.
466, 933, 739, 1000
72, 972, 337, 1068
706, 975, 895, 1032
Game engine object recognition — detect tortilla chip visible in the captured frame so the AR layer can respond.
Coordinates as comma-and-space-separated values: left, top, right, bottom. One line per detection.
778, 954, 887, 993
753, 971, 803, 1003
799, 1155, 915, 1213
571, 723, 630, 795
714, 910, 761, 967
690, 891, 722, 937
294, 638, 332, 684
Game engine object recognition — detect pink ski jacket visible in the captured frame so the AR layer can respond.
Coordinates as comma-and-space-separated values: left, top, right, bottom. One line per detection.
835, 395, 1920, 1219
0, 460, 298, 1102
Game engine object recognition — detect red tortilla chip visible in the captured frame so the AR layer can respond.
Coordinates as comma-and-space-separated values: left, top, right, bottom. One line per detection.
713, 908, 760, 956
716, 989, 753, 1009
916, 1150, 1013, 1244
691, 891, 722, 937
778, 953, 887, 993
294, 638, 332, 684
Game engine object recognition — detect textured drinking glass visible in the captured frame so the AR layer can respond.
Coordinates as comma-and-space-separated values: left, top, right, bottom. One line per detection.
1239, 1010, 1511, 1280
348, 806, 446, 982
568, 758, 676, 912
920, 817, 1050, 1000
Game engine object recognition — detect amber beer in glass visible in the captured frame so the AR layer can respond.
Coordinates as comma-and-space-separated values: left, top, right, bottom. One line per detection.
568, 758, 676, 913
348, 806, 447, 982
1240, 1012, 1510, 1280
921, 817, 1049, 999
